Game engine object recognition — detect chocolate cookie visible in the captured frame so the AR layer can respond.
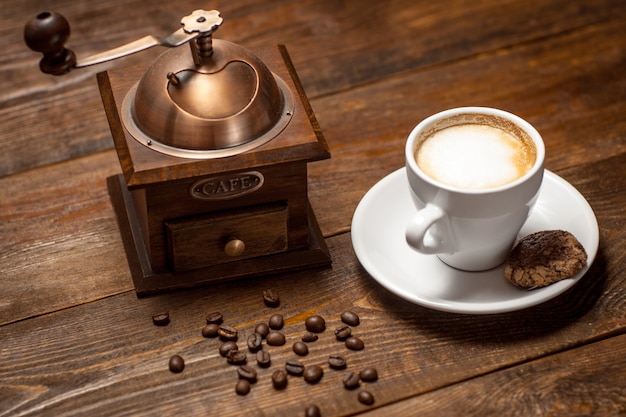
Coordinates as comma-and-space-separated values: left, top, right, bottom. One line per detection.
504, 230, 587, 288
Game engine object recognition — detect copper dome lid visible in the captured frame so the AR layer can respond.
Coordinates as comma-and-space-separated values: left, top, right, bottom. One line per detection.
121, 10, 294, 159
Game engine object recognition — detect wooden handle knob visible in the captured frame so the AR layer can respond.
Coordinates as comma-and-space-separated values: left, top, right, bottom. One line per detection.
24, 11, 76, 75
224, 238, 245, 257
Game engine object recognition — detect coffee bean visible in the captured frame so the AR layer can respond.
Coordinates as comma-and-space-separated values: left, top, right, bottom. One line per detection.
235, 379, 251, 395
254, 322, 270, 338
358, 390, 375, 405
334, 325, 352, 341
341, 311, 360, 326
328, 354, 347, 370
360, 367, 378, 382
266, 331, 286, 346
345, 336, 364, 351
342, 371, 360, 389
218, 325, 238, 341
237, 365, 258, 383
303, 365, 324, 384
305, 315, 326, 333
168, 355, 184, 373
247, 332, 263, 352
256, 349, 271, 368
226, 349, 247, 365
262, 289, 280, 307
268, 314, 284, 330
272, 369, 288, 390
302, 332, 319, 343
152, 312, 170, 326
219, 341, 238, 357
285, 359, 305, 376
201, 323, 219, 338
292, 341, 309, 356
305, 405, 321, 417
205, 311, 223, 325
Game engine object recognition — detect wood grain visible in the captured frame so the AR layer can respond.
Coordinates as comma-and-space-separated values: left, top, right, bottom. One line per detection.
3, 0, 625, 176
361, 334, 626, 416
2, 1, 626, 416
0, 227, 624, 417
1, 154, 625, 414
0, 151, 132, 326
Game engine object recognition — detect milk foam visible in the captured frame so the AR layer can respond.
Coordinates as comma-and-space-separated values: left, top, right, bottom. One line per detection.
416, 124, 534, 189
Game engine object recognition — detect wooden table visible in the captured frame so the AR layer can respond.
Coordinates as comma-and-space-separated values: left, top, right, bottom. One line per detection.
2, 1, 625, 415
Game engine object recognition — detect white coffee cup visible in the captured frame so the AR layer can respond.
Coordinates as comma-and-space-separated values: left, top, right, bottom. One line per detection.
405, 107, 545, 271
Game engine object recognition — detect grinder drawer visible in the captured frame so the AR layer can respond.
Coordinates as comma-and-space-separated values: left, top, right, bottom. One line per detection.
165, 202, 288, 272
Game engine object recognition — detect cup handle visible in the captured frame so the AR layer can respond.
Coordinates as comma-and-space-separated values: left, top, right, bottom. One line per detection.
405, 203, 451, 254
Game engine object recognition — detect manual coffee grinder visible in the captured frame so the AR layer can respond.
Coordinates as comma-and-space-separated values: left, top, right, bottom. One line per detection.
25, 9, 331, 294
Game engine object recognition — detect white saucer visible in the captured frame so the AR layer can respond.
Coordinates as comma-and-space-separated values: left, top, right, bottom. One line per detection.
351, 169, 599, 314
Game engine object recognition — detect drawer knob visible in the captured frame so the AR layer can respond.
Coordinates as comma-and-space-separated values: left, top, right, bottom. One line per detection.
225, 238, 245, 257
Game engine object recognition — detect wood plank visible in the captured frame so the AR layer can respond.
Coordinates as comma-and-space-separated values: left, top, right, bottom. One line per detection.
0, 150, 133, 326
360, 334, 626, 416
2, 0, 624, 176
0, 221, 624, 416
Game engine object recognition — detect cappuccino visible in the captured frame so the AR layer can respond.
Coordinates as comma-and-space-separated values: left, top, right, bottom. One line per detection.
405, 107, 545, 271
416, 123, 536, 189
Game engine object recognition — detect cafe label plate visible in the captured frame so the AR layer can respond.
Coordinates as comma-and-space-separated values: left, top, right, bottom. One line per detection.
351, 168, 599, 314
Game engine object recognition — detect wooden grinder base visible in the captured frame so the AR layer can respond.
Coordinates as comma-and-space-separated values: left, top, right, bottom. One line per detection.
107, 174, 330, 295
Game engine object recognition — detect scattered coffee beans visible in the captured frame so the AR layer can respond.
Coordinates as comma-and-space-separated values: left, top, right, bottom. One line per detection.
272, 369, 288, 390
285, 359, 305, 376
292, 341, 309, 356
305, 315, 326, 333
345, 336, 365, 351
266, 331, 286, 346
341, 311, 360, 326
201, 323, 219, 338
205, 311, 223, 325
226, 350, 247, 365
237, 365, 258, 383
235, 379, 251, 395
256, 349, 271, 368
176, 294, 377, 404
268, 314, 284, 330
254, 322, 270, 338
302, 332, 318, 343
358, 390, 375, 405
168, 354, 184, 373
247, 333, 263, 352
218, 325, 238, 341
219, 341, 239, 357
334, 325, 352, 341
342, 371, 360, 390
328, 354, 347, 370
262, 289, 280, 307
360, 367, 378, 382
152, 312, 170, 326
305, 405, 321, 417
303, 365, 324, 384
